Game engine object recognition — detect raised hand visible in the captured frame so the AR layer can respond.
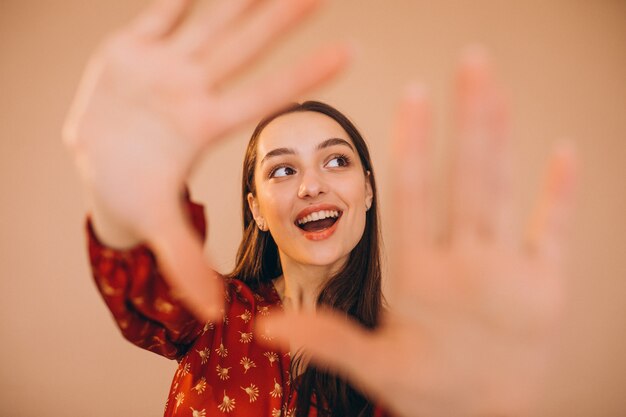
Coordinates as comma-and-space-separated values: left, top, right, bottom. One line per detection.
63, 0, 350, 321
258, 49, 577, 417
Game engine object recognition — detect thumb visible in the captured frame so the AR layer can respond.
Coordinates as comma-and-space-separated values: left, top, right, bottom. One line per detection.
258, 309, 375, 386
148, 201, 225, 322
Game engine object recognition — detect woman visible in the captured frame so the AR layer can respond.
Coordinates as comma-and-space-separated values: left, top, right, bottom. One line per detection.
235, 101, 382, 416
66, 0, 369, 415
87, 100, 384, 416
67, 0, 576, 416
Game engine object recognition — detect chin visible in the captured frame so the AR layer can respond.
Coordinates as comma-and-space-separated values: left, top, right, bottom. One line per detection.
300, 248, 350, 269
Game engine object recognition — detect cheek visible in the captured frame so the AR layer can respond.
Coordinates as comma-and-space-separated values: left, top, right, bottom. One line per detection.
340, 176, 370, 208
258, 187, 293, 226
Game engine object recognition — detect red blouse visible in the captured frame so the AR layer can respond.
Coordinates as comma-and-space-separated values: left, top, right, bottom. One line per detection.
86, 196, 387, 417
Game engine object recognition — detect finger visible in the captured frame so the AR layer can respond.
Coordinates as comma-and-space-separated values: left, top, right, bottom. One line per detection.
174, 0, 261, 53
209, 43, 351, 138
527, 144, 578, 261
200, 0, 322, 85
257, 310, 377, 388
130, 0, 193, 39
450, 46, 495, 243
483, 89, 515, 243
148, 202, 225, 322
391, 84, 432, 250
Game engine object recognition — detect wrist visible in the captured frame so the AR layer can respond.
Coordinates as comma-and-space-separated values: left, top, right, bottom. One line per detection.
89, 204, 142, 249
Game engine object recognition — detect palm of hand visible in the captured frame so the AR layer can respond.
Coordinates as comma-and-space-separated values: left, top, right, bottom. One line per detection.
63, 0, 349, 320
377, 243, 563, 417
396, 244, 562, 336
67, 34, 210, 235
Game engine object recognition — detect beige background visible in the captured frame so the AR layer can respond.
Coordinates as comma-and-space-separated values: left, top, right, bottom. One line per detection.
1, 1, 625, 416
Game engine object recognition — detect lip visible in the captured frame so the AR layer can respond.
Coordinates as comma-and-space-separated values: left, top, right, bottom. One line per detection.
294, 203, 343, 223
294, 203, 343, 241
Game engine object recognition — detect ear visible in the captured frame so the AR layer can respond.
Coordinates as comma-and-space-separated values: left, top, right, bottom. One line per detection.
365, 170, 374, 210
247, 192, 262, 222
247, 192, 268, 231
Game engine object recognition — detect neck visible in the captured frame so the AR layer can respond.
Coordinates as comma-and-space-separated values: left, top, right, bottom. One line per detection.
274, 253, 347, 312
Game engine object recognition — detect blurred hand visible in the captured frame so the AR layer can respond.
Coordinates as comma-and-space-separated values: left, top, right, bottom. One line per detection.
63, 0, 350, 321
259, 49, 577, 417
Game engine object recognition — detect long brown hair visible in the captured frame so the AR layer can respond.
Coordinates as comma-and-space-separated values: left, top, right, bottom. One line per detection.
229, 101, 382, 417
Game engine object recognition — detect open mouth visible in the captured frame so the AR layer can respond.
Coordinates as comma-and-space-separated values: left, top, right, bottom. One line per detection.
295, 209, 342, 233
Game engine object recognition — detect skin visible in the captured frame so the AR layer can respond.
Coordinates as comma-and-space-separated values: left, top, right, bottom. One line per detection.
247, 111, 373, 311
64, 0, 578, 415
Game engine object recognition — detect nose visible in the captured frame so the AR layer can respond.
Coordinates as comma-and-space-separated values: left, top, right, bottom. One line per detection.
297, 169, 327, 199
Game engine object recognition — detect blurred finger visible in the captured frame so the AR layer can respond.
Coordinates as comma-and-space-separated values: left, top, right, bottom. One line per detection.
450, 47, 494, 243
527, 144, 578, 261
130, 0, 193, 39
211, 43, 351, 137
174, 0, 261, 53
391, 84, 432, 250
200, 0, 322, 85
257, 310, 377, 387
483, 89, 515, 243
149, 202, 225, 322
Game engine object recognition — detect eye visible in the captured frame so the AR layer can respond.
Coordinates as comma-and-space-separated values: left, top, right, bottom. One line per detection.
269, 165, 296, 178
325, 154, 351, 168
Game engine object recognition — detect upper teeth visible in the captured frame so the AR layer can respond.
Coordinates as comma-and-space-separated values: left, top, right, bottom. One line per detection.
297, 210, 340, 225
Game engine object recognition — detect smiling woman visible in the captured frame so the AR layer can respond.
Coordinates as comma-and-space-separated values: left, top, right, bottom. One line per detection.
231, 101, 382, 416
86, 101, 386, 417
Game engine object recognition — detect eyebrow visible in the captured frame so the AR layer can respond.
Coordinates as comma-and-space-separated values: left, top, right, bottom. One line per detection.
259, 137, 355, 166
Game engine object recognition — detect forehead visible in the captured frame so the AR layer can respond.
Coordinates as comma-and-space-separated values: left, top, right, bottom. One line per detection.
256, 111, 353, 155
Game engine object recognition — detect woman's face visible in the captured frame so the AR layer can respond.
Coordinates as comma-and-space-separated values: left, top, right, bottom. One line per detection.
248, 111, 373, 271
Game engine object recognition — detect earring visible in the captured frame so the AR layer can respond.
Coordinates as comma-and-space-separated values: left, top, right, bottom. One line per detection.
257, 220, 267, 231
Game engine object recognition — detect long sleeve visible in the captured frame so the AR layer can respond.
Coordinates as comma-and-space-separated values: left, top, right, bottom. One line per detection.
86, 192, 208, 360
